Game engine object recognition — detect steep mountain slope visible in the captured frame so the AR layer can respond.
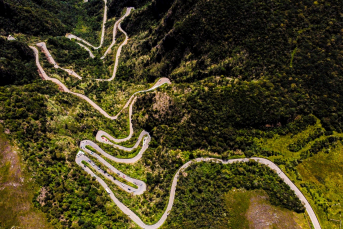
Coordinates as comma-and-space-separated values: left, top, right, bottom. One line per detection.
0, 0, 68, 36
0, 0, 103, 37
123, 0, 342, 83
117, 0, 343, 150
0, 38, 39, 85
0, 0, 342, 228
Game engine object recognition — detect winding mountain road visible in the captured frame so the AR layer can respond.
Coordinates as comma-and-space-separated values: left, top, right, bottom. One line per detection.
76, 150, 146, 195
30, 4, 321, 229
31, 41, 321, 229
43, 7, 134, 81
100, 7, 134, 60
77, 42, 95, 58
37, 42, 82, 80
66, 0, 107, 50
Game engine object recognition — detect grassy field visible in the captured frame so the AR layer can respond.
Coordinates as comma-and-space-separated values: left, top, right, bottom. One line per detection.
297, 143, 343, 228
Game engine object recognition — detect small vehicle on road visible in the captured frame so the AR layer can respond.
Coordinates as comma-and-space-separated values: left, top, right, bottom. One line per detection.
105, 188, 111, 194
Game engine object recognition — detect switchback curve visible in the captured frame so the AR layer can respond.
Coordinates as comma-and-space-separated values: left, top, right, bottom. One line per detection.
29, 5, 321, 229
30, 39, 321, 229
66, 0, 108, 50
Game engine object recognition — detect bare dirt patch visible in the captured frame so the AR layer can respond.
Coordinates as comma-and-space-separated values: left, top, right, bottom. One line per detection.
37, 186, 49, 206
152, 92, 173, 119
246, 195, 302, 229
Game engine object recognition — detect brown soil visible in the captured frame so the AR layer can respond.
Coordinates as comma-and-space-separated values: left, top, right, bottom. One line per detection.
246, 195, 301, 229
37, 186, 49, 206
152, 92, 173, 119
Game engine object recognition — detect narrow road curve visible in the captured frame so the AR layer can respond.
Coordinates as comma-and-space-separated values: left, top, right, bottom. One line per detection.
30, 5, 321, 228
36, 42, 82, 80
100, 7, 134, 60
76, 153, 322, 229
30, 44, 171, 119
66, 0, 107, 50
77, 42, 95, 58
81, 130, 150, 163
76, 151, 146, 195
30, 46, 71, 92
46, 7, 134, 82
31, 43, 321, 229
97, 7, 134, 81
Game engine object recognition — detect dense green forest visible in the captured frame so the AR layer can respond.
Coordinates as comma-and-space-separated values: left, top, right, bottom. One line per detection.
46, 37, 110, 78
121, 0, 343, 151
0, 0, 104, 39
0, 80, 305, 228
0, 38, 39, 85
1, 0, 343, 228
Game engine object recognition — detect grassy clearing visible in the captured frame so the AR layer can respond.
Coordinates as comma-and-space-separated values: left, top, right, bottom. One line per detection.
255, 118, 325, 160
297, 142, 343, 229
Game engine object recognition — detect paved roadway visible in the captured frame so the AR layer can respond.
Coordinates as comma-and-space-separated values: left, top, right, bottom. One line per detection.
31, 44, 321, 229
61, 6, 134, 82
30, 4, 321, 226
77, 42, 95, 58
76, 151, 146, 195
100, 7, 134, 60
36, 42, 82, 80
82, 131, 150, 163
75, 151, 322, 229
66, 0, 107, 50
30, 46, 71, 92
31, 42, 321, 229
31, 44, 171, 120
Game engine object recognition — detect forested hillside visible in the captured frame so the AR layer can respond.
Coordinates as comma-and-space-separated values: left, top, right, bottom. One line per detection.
0, 0, 103, 37
119, 0, 343, 149
0, 38, 39, 85
0, 0, 342, 228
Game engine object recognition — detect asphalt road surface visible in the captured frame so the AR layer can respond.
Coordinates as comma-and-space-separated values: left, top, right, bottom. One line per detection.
77, 42, 95, 58
30, 44, 171, 120
76, 151, 146, 195
81, 131, 150, 163
30, 5, 321, 227
36, 42, 82, 80
66, 0, 107, 50
31, 42, 321, 229
75, 151, 322, 229
100, 7, 134, 60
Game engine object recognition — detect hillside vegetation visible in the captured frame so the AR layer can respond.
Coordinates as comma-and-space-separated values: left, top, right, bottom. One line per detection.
120, 0, 343, 164
0, 38, 39, 85
0, 126, 52, 229
1, 0, 343, 228
0, 0, 104, 40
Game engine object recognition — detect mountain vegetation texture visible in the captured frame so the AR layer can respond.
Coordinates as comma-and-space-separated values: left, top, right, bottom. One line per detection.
0, 0, 342, 228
